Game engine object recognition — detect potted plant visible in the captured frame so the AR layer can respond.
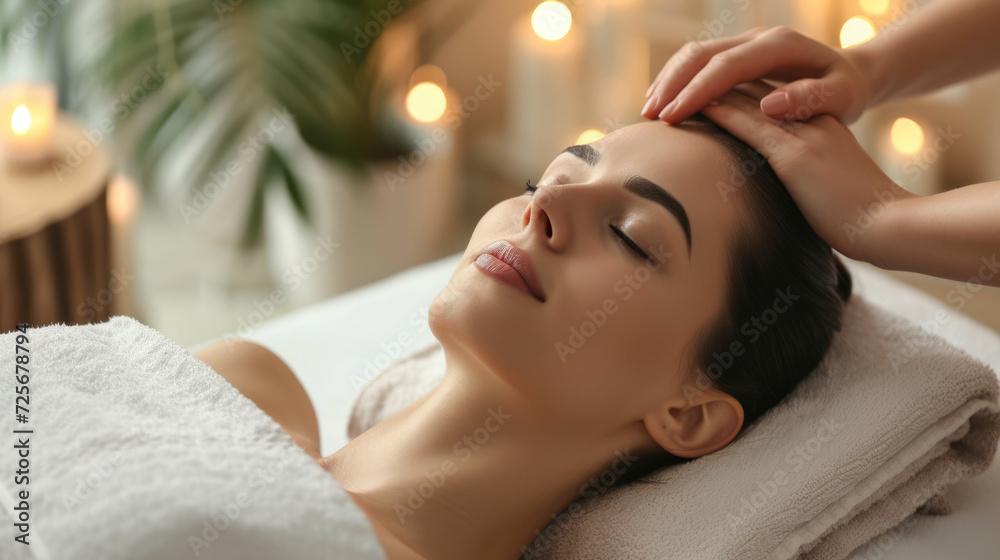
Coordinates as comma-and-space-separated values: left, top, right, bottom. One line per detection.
2, 0, 472, 302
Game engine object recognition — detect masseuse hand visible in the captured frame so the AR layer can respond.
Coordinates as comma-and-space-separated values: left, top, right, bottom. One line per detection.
642, 26, 873, 125
699, 81, 917, 265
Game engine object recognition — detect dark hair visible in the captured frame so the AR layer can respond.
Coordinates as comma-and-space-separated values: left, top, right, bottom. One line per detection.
610, 112, 853, 487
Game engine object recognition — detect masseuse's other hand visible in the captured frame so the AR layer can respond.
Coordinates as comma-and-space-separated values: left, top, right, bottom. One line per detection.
643, 26, 872, 125
700, 81, 918, 264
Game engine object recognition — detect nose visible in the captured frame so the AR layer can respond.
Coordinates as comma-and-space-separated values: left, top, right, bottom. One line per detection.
523, 185, 568, 251
523, 198, 552, 237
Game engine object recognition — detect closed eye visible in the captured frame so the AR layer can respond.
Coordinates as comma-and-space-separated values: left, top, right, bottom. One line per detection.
610, 223, 649, 260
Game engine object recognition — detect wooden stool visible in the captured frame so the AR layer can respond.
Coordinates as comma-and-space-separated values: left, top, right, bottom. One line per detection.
0, 114, 113, 333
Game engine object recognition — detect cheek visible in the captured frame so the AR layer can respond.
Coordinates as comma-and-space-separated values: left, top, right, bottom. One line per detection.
545, 260, 651, 366
464, 198, 526, 257
541, 289, 679, 423
551, 268, 688, 383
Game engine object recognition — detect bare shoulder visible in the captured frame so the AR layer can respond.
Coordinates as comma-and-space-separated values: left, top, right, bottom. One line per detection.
194, 339, 322, 460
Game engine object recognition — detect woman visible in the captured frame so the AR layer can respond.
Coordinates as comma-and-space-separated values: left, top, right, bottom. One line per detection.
195, 82, 852, 559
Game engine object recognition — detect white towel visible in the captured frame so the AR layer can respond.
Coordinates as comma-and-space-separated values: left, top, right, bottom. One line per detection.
0, 316, 386, 560
347, 294, 1000, 559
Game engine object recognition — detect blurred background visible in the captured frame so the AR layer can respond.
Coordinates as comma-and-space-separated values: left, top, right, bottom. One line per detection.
0, 0, 997, 348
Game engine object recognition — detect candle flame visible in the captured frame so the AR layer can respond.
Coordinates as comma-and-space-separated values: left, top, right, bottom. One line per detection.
576, 129, 605, 144
406, 82, 447, 123
840, 16, 876, 48
107, 175, 140, 224
11, 105, 32, 136
532, 1, 572, 41
890, 118, 924, 155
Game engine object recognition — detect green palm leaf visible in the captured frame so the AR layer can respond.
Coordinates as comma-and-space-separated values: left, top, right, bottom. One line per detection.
1, 0, 477, 251
97, 0, 425, 248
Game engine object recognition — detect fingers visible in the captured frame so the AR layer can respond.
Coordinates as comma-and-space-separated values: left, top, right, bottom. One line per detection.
645, 31, 757, 100
714, 89, 780, 124
641, 32, 756, 119
759, 75, 850, 121
731, 79, 778, 102
653, 38, 774, 122
661, 30, 825, 122
646, 26, 836, 124
700, 91, 802, 163
718, 88, 855, 152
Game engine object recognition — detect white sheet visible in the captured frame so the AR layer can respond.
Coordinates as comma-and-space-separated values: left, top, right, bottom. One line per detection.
189, 252, 1000, 560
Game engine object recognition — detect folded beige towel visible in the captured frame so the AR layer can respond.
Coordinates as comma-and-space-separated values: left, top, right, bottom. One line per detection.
347, 294, 1000, 559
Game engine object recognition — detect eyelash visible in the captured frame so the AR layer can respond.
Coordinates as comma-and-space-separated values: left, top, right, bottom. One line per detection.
524, 179, 650, 261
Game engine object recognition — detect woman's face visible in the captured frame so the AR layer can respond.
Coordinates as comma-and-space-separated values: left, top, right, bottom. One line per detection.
429, 120, 745, 433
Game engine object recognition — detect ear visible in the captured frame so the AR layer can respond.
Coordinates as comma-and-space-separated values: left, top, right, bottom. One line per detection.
642, 387, 744, 459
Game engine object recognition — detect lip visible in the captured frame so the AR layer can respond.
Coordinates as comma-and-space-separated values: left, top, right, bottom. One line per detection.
473, 240, 546, 302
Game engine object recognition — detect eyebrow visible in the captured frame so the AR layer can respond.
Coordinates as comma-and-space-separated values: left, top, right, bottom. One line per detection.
559, 145, 692, 257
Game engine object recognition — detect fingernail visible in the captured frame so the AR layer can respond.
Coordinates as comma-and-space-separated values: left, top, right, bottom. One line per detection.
642, 95, 658, 117
761, 92, 790, 115
658, 99, 677, 119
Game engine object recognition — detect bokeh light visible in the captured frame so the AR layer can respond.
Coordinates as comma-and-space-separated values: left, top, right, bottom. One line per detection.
405, 82, 447, 123
575, 129, 605, 144
890, 117, 924, 155
531, 1, 572, 41
11, 105, 31, 135
840, 16, 876, 48
107, 175, 141, 224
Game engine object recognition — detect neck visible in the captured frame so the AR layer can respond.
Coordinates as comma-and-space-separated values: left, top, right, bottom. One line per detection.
323, 347, 649, 560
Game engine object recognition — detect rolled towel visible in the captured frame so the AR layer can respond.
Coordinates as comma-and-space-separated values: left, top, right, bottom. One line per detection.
347, 294, 1000, 559
0, 316, 385, 560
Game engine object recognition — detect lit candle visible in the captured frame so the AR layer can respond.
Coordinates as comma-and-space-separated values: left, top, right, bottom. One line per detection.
405, 69, 448, 124
839, 15, 876, 49
107, 173, 141, 226
876, 116, 942, 197
0, 83, 56, 166
576, 128, 606, 144
585, 0, 649, 123
510, 1, 584, 174
106, 175, 141, 316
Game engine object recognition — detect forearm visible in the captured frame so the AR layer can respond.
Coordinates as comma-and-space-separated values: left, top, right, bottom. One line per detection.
845, 0, 1000, 108
868, 181, 1000, 286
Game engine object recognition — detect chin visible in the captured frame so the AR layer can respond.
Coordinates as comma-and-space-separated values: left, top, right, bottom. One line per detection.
427, 263, 550, 390
428, 262, 487, 348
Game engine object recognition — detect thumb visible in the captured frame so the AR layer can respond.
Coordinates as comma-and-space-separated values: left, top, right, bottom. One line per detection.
760, 78, 846, 121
